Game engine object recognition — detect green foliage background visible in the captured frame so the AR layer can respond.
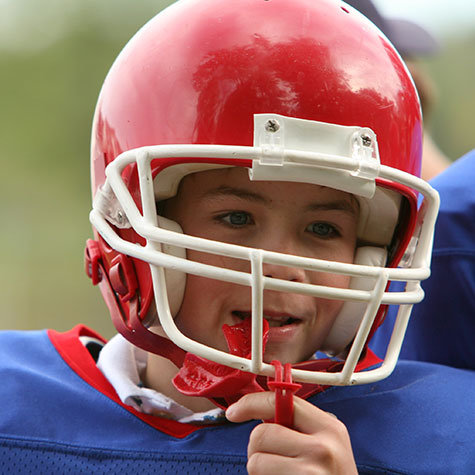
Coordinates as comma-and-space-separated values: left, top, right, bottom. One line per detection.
1, 1, 474, 337
1, 0, 174, 337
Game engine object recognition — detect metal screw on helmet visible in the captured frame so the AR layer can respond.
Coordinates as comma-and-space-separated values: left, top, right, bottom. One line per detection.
265, 119, 280, 133
361, 134, 372, 147
117, 210, 125, 225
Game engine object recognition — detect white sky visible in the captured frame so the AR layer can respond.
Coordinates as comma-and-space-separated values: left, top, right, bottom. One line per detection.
1, 0, 474, 52
373, 0, 475, 38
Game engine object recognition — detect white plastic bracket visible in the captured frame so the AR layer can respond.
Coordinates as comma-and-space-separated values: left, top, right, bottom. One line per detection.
254, 116, 285, 166
93, 183, 131, 229
350, 128, 380, 181
251, 114, 381, 199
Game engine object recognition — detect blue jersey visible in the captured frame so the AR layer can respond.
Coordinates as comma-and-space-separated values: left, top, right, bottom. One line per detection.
1, 326, 474, 474
372, 150, 475, 369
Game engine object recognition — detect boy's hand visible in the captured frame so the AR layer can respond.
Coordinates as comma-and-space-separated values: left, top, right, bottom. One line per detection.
226, 392, 358, 475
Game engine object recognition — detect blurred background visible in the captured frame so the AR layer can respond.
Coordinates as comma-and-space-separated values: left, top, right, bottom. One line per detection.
1, 0, 475, 337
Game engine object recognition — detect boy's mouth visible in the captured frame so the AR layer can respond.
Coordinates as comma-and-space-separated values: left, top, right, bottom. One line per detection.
232, 310, 302, 328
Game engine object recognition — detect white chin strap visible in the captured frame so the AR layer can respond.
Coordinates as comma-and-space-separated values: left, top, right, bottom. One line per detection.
320, 246, 388, 355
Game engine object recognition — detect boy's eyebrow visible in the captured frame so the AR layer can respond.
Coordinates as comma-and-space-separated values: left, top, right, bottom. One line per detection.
201, 185, 359, 215
200, 186, 269, 204
304, 199, 359, 216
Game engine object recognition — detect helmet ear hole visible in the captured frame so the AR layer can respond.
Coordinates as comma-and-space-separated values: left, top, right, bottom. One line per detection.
156, 216, 187, 317
320, 246, 388, 356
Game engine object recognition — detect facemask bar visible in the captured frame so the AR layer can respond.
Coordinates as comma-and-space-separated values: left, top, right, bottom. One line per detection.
90, 121, 439, 386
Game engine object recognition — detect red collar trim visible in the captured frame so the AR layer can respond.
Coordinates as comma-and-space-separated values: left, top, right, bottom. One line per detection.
47, 325, 208, 438
48, 326, 382, 437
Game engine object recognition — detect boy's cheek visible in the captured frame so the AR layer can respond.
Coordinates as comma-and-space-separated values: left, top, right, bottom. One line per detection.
187, 249, 251, 272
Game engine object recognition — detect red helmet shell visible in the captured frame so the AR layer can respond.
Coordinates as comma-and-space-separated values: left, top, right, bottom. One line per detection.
90, 0, 422, 327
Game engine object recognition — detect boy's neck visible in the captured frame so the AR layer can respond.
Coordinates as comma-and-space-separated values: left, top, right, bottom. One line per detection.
144, 352, 218, 413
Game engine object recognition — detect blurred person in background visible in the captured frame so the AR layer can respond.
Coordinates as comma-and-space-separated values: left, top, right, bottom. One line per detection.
350, 1, 475, 371
372, 149, 475, 370
346, 0, 451, 180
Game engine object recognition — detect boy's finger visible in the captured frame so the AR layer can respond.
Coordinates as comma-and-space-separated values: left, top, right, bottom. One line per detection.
292, 396, 343, 434
226, 391, 276, 423
226, 392, 339, 434
247, 422, 302, 458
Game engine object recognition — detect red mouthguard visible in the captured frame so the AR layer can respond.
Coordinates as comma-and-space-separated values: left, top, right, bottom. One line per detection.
172, 318, 269, 406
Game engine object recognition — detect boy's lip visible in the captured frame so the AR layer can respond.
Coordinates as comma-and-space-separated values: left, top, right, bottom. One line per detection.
231, 309, 304, 328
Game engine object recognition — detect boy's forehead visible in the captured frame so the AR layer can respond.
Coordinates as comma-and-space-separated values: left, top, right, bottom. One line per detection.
179, 167, 358, 211
185, 166, 248, 186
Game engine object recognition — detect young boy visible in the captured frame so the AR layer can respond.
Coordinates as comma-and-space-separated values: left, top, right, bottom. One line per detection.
1, 1, 474, 473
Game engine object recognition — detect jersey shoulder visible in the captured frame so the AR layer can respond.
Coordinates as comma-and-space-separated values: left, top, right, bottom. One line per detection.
0, 327, 252, 473
314, 360, 475, 474
1, 329, 474, 473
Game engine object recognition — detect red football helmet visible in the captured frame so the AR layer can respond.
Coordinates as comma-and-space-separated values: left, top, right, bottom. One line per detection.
86, 0, 439, 387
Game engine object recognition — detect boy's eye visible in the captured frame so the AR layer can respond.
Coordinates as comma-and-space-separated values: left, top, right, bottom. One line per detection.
307, 222, 339, 238
220, 211, 252, 226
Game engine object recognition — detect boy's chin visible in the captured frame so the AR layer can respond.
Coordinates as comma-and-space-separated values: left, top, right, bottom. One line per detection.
263, 349, 314, 366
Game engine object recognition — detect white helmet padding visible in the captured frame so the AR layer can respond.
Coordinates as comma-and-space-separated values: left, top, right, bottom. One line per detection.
157, 216, 186, 317
320, 246, 388, 355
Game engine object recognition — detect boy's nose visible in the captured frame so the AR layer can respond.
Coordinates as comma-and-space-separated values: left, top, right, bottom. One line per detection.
262, 261, 307, 283
258, 231, 309, 283
261, 238, 309, 282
